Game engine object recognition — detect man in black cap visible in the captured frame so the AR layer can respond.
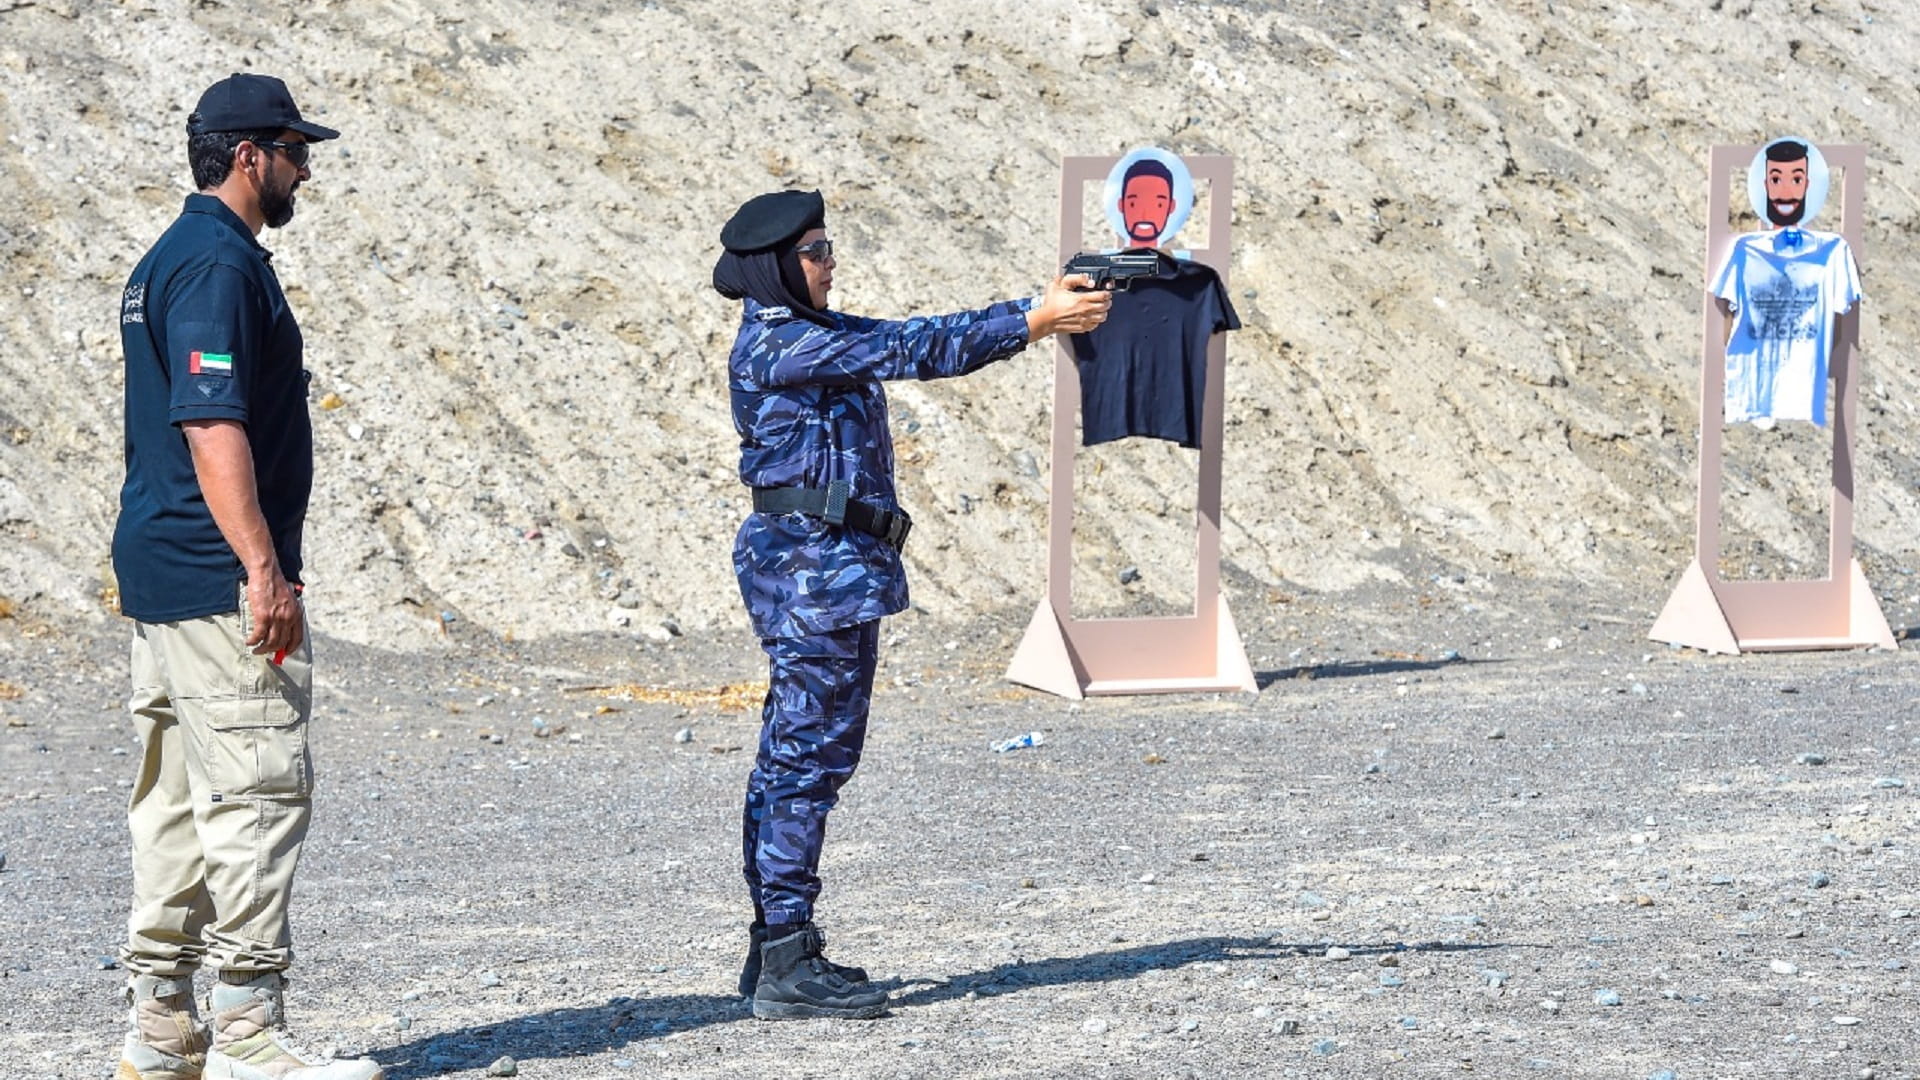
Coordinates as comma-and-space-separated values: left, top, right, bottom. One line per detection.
714, 188, 1110, 1019
111, 73, 380, 1080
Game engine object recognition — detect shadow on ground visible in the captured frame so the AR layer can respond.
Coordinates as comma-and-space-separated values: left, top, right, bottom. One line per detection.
370, 935, 1519, 1076
1256, 655, 1498, 689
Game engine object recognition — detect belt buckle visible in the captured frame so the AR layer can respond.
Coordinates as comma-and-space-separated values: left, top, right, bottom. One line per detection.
885, 510, 912, 550
823, 480, 850, 526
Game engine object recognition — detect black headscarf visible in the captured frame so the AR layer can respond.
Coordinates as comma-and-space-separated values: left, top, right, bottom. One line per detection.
712, 189, 832, 328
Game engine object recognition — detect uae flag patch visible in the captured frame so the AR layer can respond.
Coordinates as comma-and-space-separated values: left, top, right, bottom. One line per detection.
190, 351, 233, 376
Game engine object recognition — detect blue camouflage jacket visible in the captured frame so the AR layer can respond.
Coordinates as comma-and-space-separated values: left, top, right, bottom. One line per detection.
730, 296, 1035, 639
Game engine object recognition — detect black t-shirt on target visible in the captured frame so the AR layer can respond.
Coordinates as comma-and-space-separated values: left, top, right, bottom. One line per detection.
1068, 250, 1239, 450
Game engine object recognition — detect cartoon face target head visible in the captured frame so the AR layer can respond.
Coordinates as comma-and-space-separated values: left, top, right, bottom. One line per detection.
1102, 148, 1195, 249
1120, 159, 1176, 243
1763, 140, 1811, 227
1745, 136, 1830, 232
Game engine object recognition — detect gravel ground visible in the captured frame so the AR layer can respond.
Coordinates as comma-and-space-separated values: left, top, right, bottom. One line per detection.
2, 580, 1916, 1080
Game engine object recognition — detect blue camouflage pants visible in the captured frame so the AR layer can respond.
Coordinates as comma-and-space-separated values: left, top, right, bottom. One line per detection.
741, 619, 880, 930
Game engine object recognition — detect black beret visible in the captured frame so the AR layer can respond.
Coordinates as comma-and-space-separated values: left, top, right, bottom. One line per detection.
720, 189, 826, 254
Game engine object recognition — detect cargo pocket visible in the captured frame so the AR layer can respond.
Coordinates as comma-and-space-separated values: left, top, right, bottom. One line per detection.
199, 693, 313, 801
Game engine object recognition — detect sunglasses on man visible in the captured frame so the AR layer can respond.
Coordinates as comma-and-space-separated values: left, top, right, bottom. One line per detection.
251, 138, 311, 168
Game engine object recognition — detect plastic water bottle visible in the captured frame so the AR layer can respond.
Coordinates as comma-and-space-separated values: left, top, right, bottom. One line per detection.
991, 731, 1046, 753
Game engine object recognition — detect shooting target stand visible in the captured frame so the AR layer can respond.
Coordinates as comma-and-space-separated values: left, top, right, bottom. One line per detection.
1649, 143, 1895, 654
1006, 153, 1256, 698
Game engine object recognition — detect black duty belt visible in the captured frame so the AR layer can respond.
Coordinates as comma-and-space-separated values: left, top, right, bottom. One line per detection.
752, 481, 913, 550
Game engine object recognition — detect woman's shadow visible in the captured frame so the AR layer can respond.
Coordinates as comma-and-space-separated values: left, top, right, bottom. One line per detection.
371, 933, 1510, 1076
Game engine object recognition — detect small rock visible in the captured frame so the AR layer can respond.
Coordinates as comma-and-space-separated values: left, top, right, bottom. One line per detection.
1545, 636, 1564, 650
487, 1056, 518, 1077
96, 956, 119, 970
1486, 727, 1507, 740
1178, 1018, 1199, 1033
674, 727, 694, 744
1796, 753, 1829, 766
1807, 872, 1831, 890
1324, 946, 1352, 961
644, 625, 672, 644
1117, 566, 1141, 585
1630, 682, 1648, 695
1647, 1071, 1679, 1080
1481, 969, 1509, 988
392, 1015, 412, 1031
1081, 1017, 1109, 1035
1538, 999, 1561, 1014
1380, 973, 1403, 988
1399, 1016, 1419, 1029
1275, 1017, 1303, 1035
1137, 873, 1156, 885
1832, 1015, 1862, 1026
1871, 777, 1906, 789
1593, 988, 1622, 1007
1769, 959, 1798, 975
478, 971, 502, 988
1437, 649, 1461, 662
0, 851, 7, 872
1251, 1006, 1273, 1020
1311, 1038, 1338, 1056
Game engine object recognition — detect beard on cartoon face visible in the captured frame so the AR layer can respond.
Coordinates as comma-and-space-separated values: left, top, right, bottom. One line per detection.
1765, 158, 1809, 228
1121, 175, 1173, 244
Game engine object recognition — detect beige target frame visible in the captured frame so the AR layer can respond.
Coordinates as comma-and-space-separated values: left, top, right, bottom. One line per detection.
1006, 153, 1256, 698
1649, 143, 1895, 654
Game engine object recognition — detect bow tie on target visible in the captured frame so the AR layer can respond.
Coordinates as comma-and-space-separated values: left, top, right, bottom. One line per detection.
1778, 227, 1805, 250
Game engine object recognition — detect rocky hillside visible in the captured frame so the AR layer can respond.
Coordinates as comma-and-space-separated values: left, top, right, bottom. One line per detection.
3, 0, 1917, 645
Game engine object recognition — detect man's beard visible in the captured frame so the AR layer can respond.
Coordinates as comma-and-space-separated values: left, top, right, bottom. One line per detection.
262, 179, 297, 229
1128, 220, 1161, 240
1766, 197, 1805, 227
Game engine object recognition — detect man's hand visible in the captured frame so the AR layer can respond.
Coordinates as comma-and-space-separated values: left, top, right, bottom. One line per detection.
245, 571, 305, 657
1026, 273, 1113, 341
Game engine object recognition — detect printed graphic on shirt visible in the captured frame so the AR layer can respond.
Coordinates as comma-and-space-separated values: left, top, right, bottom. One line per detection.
189, 350, 234, 376
1747, 278, 1821, 342
122, 283, 147, 325
1102, 148, 1194, 249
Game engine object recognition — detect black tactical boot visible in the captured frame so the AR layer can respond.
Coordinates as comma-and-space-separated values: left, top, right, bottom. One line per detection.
751, 924, 888, 1020
737, 921, 870, 998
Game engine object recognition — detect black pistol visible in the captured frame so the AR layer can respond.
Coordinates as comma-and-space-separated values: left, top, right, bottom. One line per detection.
1062, 250, 1160, 291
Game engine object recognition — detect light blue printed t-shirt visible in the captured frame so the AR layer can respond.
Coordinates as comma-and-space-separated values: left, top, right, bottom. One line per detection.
1711, 228, 1862, 426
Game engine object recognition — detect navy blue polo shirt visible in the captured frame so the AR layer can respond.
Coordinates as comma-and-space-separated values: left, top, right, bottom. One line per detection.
113, 194, 312, 623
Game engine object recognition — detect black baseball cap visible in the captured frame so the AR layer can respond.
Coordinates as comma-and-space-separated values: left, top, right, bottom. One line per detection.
187, 73, 339, 141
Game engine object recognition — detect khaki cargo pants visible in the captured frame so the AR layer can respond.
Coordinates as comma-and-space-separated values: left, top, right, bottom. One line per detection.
122, 586, 313, 977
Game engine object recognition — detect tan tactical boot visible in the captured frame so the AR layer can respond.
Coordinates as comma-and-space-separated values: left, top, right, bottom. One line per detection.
117, 974, 208, 1080
205, 972, 383, 1080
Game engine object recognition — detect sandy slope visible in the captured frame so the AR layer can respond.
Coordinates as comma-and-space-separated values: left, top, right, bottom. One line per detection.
3, 0, 1920, 646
